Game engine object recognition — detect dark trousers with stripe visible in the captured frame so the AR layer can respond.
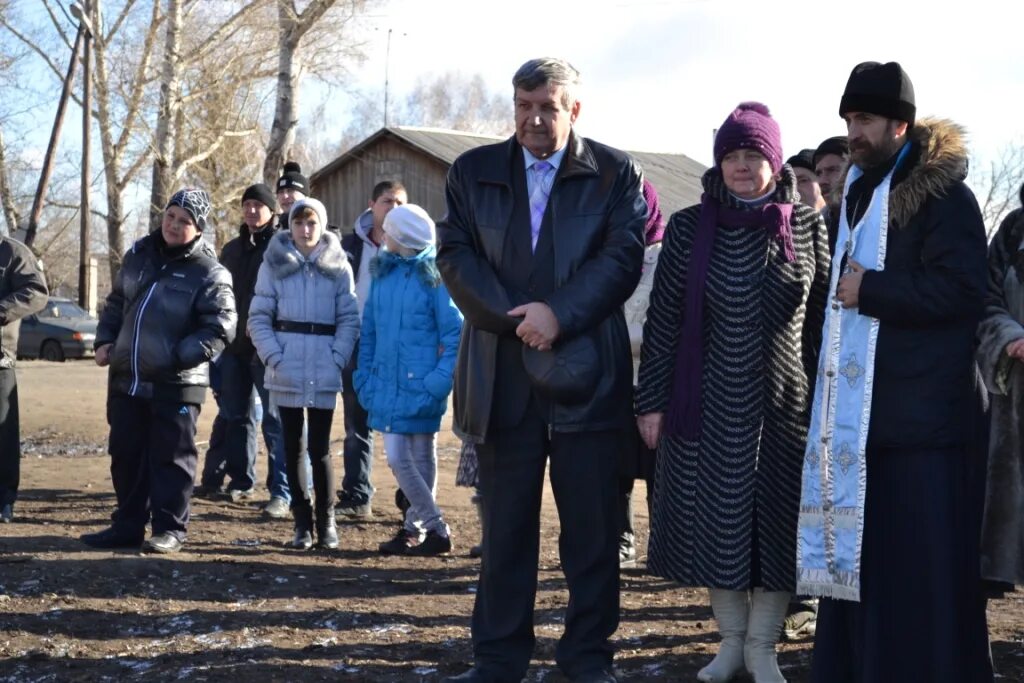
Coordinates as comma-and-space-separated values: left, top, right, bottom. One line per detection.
107, 393, 200, 540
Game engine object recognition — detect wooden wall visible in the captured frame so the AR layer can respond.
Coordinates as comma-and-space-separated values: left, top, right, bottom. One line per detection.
312, 137, 450, 233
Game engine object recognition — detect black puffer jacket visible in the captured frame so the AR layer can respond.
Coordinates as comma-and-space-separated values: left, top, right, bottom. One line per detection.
437, 132, 646, 442
219, 222, 275, 358
96, 232, 236, 404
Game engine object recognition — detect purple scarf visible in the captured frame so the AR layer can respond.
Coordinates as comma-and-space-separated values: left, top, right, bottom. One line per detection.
663, 193, 795, 440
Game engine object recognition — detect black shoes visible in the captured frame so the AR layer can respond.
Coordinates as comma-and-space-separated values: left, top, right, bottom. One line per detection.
192, 483, 226, 500
573, 669, 618, 683
395, 488, 411, 514
0, 503, 12, 523
142, 532, 183, 554
80, 526, 143, 549
289, 527, 313, 550
406, 530, 452, 557
315, 506, 339, 550
378, 527, 420, 555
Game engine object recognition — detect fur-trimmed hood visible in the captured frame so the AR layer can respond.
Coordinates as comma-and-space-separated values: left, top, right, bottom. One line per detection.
264, 229, 346, 280
369, 244, 441, 288
839, 117, 970, 228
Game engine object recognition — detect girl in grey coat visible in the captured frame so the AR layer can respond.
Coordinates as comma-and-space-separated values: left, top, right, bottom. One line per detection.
248, 198, 359, 550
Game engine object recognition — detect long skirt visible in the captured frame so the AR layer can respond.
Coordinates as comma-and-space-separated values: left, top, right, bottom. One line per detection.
810, 446, 993, 683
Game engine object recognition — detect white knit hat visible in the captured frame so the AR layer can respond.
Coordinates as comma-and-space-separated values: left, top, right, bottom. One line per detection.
383, 204, 435, 251
288, 197, 328, 233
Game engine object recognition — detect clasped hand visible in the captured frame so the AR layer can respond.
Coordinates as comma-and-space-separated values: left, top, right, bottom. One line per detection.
508, 302, 560, 351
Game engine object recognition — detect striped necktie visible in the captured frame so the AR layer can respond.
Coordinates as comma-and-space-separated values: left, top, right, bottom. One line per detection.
529, 161, 554, 252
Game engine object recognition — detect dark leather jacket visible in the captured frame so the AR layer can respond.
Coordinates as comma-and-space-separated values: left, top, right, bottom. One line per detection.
0, 236, 48, 367
437, 132, 646, 442
96, 232, 236, 404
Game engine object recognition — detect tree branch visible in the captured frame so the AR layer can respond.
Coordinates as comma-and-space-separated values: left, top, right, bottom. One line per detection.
41, 0, 73, 51
104, 0, 142, 44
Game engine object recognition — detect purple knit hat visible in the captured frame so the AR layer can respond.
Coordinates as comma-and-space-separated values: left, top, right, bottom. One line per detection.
642, 178, 665, 245
713, 102, 783, 173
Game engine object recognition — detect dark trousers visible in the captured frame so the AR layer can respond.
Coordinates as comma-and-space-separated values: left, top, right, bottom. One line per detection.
0, 368, 20, 505
107, 393, 200, 540
279, 407, 334, 516
340, 349, 374, 504
472, 402, 620, 680
219, 352, 280, 493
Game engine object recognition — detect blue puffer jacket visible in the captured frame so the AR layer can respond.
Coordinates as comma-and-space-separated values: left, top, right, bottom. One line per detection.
354, 245, 463, 434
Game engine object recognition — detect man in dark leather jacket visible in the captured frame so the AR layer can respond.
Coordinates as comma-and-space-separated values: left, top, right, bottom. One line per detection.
82, 188, 236, 554
0, 235, 48, 523
437, 58, 645, 683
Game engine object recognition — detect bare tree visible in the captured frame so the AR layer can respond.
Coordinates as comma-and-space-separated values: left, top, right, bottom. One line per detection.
974, 141, 1024, 238
262, 0, 371, 186
398, 71, 513, 136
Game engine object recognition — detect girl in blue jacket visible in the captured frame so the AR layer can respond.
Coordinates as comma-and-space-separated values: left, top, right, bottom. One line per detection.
354, 204, 463, 557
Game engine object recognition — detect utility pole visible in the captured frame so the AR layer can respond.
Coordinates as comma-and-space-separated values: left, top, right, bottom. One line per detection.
26, 23, 85, 247
71, 0, 93, 311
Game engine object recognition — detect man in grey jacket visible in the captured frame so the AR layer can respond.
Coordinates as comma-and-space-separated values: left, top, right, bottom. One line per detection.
0, 234, 48, 523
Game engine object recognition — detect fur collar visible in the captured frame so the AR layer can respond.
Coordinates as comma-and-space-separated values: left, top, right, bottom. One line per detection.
369, 245, 441, 287
837, 117, 970, 228
264, 229, 346, 280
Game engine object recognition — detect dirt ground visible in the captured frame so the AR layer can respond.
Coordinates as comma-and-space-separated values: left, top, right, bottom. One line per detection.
1, 361, 1022, 682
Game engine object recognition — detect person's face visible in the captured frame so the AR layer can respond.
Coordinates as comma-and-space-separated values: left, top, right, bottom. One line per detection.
242, 199, 274, 230
720, 148, 775, 199
814, 153, 846, 199
514, 84, 580, 159
290, 211, 322, 253
845, 112, 907, 169
277, 187, 305, 214
370, 189, 407, 230
161, 205, 199, 247
794, 167, 824, 208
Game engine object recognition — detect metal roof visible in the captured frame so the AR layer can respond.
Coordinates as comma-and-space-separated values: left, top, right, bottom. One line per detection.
311, 126, 707, 216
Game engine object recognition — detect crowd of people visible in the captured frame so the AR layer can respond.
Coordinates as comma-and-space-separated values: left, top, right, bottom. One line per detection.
0, 54, 1021, 683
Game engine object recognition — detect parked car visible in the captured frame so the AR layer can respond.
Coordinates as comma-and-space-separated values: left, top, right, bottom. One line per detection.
17, 297, 97, 362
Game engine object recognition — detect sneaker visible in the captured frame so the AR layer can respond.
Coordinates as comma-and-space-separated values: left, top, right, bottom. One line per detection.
226, 488, 255, 503
336, 500, 372, 519
262, 497, 290, 519
782, 604, 817, 640
405, 530, 452, 557
378, 527, 420, 555
142, 532, 184, 554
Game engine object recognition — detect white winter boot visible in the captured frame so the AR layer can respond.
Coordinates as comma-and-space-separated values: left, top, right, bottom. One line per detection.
744, 588, 790, 683
697, 588, 749, 682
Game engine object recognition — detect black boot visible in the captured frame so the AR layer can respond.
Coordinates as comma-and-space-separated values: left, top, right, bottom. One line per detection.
315, 500, 339, 550
289, 500, 314, 550
470, 493, 484, 559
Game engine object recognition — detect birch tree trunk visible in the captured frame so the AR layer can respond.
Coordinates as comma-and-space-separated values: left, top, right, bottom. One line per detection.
149, 0, 182, 232
0, 127, 20, 237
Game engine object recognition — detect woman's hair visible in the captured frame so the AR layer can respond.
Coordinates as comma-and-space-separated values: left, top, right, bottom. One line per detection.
291, 206, 318, 222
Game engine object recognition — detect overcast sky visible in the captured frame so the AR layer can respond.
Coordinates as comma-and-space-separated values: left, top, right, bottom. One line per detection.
324, 0, 1023, 167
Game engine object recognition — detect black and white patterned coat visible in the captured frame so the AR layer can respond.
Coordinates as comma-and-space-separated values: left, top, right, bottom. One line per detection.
636, 165, 829, 591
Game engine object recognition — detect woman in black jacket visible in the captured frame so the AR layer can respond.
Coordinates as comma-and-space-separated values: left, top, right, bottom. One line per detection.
81, 188, 236, 554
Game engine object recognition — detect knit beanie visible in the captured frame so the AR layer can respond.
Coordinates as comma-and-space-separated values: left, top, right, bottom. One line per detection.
167, 188, 212, 233
288, 198, 328, 234
839, 61, 916, 127
713, 102, 783, 173
813, 136, 850, 167
277, 161, 309, 194
383, 204, 435, 251
241, 183, 276, 212
786, 149, 817, 172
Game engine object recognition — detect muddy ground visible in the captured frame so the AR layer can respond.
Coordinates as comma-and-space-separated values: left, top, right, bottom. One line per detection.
1, 361, 1022, 682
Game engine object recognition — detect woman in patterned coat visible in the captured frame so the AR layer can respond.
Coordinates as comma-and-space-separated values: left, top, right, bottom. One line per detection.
636, 103, 829, 683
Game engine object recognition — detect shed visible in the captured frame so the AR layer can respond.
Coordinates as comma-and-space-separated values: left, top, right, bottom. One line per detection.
310, 126, 707, 230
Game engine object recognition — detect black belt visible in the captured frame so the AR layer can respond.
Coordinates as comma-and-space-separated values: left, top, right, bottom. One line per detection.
273, 320, 335, 336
